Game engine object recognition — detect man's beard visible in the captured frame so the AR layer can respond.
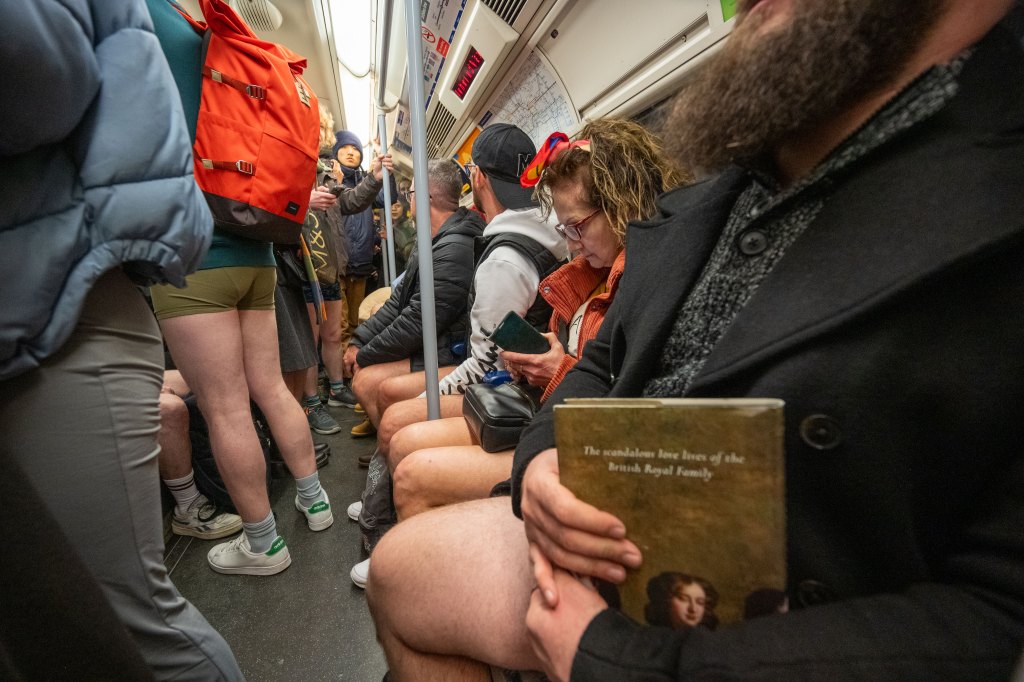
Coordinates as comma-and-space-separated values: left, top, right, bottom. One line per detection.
665, 0, 947, 174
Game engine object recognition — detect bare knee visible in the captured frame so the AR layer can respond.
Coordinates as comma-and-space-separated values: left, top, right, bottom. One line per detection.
159, 392, 189, 433
365, 521, 412, 619
378, 405, 413, 455
320, 319, 342, 347
392, 455, 432, 519
388, 422, 427, 469
352, 367, 374, 404
377, 376, 409, 412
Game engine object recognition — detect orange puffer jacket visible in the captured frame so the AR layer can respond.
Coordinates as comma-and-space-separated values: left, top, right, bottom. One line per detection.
538, 249, 625, 402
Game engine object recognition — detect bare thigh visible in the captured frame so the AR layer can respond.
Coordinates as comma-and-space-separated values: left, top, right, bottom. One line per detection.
378, 366, 457, 410
383, 394, 465, 428
389, 416, 475, 471
367, 496, 539, 671
378, 394, 465, 455
160, 310, 247, 405
393, 447, 513, 518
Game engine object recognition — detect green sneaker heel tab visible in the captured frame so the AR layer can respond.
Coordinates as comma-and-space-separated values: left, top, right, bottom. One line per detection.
266, 536, 287, 556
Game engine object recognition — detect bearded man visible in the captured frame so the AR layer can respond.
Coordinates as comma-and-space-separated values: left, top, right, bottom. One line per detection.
366, 1, 1024, 679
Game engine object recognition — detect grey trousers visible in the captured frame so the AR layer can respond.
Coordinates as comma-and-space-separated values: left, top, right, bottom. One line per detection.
0, 269, 244, 681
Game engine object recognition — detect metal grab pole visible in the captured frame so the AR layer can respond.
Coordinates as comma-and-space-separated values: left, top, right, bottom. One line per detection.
377, 113, 397, 285
403, 0, 441, 420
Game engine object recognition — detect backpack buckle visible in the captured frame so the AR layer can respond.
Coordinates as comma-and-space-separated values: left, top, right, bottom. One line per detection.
246, 84, 266, 100
235, 160, 255, 175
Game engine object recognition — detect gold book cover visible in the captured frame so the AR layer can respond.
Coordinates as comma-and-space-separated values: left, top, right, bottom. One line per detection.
555, 398, 786, 630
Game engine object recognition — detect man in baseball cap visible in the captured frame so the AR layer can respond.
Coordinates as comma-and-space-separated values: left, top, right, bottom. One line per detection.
469, 123, 539, 210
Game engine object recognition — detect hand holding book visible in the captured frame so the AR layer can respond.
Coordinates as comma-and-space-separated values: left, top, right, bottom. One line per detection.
520, 448, 643, 608
526, 566, 607, 682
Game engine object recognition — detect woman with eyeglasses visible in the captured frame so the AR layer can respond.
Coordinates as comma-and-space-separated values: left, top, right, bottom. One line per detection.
383, 118, 691, 520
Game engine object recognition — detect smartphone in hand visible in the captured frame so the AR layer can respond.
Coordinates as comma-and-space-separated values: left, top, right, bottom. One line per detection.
488, 311, 549, 354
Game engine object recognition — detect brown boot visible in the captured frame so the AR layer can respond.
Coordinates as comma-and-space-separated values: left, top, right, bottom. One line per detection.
350, 417, 376, 438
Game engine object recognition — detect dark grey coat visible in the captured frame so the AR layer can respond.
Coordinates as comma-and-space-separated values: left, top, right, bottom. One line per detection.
514, 16, 1024, 681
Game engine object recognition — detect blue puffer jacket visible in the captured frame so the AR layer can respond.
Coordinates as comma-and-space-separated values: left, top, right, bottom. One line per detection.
339, 163, 397, 277
0, 0, 212, 380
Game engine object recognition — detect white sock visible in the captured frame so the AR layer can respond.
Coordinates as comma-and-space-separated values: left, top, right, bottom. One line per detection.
163, 471, 201, 513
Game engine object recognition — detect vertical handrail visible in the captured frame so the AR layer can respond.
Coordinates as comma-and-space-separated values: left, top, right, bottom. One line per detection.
375, 0, 394, 109
377, 113, 397, 285
403, 0, 441, 420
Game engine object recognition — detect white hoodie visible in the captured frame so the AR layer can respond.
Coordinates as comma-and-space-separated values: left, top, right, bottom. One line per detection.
438, 206, 568, 395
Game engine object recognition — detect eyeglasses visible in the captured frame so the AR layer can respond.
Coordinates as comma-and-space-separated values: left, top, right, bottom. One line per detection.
555, 208, 601, 241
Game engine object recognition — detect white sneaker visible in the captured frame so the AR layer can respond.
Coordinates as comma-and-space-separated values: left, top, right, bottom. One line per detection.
347, 500, 362, 521
295, 492, 334, 531
172, 496, 243, 540
207, 533, 291, 576
350, 557, 370, 589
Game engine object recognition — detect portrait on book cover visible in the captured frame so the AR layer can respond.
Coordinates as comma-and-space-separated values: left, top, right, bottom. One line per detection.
644, 571, 719, 631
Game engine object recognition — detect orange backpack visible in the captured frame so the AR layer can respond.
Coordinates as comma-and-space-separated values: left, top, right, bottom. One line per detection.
177, 0, 319, 244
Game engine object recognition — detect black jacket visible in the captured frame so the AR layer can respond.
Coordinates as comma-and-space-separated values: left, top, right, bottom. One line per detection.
513, 18, 1024, 681
354, 207, 485, 368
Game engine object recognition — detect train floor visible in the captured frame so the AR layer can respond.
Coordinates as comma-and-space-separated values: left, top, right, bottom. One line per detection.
165, 403, 388, 681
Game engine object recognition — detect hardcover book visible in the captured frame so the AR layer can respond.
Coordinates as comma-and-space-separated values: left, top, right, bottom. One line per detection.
555, 398, 786, 629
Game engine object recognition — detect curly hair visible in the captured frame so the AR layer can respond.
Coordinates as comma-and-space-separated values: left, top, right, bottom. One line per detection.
534, 118, 692, 242
318, 102, 336, 155
644, 571, 719, 631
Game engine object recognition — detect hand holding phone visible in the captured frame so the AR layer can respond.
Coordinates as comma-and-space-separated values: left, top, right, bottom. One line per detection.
489, 311, 550, 354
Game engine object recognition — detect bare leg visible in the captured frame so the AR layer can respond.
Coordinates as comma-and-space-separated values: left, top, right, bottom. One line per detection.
394, 447, 514, 519
376, 367, 456, 419
163, 369, 190, 395
157, 392, 192, 481
351, 360, 411, 426
161, 311, 271, 522
387, 417, 475, 472
368, 497, 541, 680
377, 395, 464, 459
303, 301, 322, 399
238, 309, 317, 480
318, 298, 346, 383
282, 369, 307, 403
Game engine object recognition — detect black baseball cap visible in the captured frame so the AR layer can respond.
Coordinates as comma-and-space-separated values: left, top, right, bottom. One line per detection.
471, 123, 537, 210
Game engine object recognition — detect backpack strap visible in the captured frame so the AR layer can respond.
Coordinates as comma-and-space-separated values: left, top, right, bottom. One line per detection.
202, 66, 266, 99
476, 233, 562, 278
473, 233, 566, 330
199, 158, 255, 175
169, 0, 207, 35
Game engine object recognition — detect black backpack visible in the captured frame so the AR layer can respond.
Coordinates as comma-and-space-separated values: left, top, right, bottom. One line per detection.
183, 393, 274, 514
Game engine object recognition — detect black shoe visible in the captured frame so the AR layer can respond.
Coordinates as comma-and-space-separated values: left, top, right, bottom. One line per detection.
314, 442, 331, 469
358, 451, 373, 467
